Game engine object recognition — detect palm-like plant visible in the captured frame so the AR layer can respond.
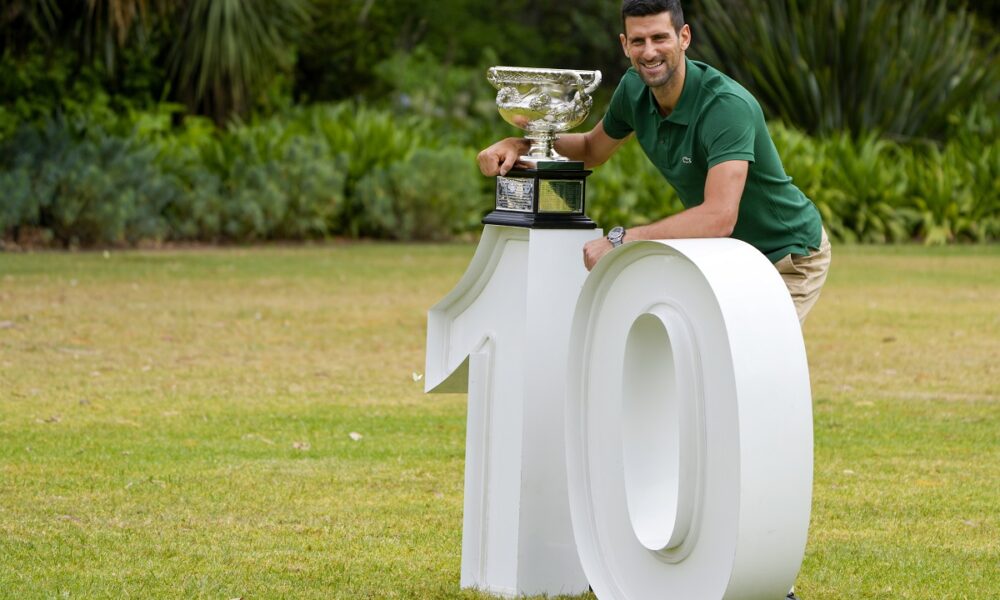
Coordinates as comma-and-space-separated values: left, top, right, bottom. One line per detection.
689, 0, 999, 141
167, 0, 311, 125
76, 0, 170, 74
0, 0, 60, 50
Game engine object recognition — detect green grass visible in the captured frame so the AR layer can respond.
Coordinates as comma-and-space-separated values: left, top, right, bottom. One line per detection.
0, 243, 997, 599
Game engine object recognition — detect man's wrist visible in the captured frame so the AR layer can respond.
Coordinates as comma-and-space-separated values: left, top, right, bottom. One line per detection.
510, 137, 530, 154
607, 225, 626, 248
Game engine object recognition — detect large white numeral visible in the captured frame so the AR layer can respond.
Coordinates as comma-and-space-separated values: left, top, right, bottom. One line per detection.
425, 225, 601, 596
566, 239, 812, 599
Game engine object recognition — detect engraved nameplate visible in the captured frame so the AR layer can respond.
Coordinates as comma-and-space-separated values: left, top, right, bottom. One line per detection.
496, 177, 535, 213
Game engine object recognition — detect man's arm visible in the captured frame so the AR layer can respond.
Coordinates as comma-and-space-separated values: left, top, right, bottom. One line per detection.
583, 159, 749, 270
554, 122, 629, 169
476, 121, 628, 176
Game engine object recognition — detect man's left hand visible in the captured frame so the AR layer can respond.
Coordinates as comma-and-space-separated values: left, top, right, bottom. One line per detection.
583, 237, 614, 271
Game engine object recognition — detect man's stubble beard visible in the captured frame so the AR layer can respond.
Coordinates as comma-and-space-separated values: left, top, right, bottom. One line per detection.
641, 59, 679, 91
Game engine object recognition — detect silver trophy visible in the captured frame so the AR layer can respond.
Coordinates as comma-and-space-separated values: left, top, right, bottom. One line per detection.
487, 66, 602, 165
483, 66, 601, 229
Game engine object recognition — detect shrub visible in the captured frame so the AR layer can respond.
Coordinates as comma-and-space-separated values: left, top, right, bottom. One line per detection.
770, 120, 1000, 244
2, 101, 996, 247
906, 141, 1000, 244
153, 115, 346, 242
355, 147, 485, 241
0, 117, 178, 246
690, 0, 1000, 140
304, 102, 437, 236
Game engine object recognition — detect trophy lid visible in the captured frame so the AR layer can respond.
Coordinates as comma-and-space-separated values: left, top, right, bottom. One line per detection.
487, 66, 602, 94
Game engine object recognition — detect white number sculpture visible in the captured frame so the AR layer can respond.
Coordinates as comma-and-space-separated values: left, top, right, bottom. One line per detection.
425, 225, 600, 596
426, 226, 813, 600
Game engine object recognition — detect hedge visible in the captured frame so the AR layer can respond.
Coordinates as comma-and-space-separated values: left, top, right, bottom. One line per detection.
1, 102, 996, 247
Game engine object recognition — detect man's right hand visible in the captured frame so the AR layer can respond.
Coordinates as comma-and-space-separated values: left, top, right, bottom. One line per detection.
476, 137, 529, 176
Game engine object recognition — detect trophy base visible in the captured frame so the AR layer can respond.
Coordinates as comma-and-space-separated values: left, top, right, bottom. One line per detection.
519, 157, 585, 171
483, 210, 597, 229
486, 166, 597, 230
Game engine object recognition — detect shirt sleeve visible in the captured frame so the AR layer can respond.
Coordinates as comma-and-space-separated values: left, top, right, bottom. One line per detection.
699, 93, 756, 169
601, 74, 634, 140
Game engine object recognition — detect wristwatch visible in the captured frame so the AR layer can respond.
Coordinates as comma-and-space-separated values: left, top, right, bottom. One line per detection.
608, 226, 626, 248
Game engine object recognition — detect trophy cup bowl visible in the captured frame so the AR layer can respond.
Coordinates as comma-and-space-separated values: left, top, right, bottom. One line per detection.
487, 66, 602, 164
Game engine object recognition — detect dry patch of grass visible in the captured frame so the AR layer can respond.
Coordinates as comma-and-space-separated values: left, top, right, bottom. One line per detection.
802, 245, 999, 599
0, 243, 997, 599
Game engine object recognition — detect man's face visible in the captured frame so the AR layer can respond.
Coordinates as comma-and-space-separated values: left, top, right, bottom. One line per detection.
620, 12, 691, 89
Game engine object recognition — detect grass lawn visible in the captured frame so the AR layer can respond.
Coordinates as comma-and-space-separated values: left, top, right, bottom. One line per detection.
0, 242, 997, 599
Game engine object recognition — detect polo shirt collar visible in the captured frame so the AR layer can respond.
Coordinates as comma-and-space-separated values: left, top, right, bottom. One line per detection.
645, 57, 702, 125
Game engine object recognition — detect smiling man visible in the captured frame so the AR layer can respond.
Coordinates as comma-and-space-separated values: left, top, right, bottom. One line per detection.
477, 0, 831, 326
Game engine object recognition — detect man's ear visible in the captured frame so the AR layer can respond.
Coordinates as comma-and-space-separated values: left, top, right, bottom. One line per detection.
679, 23, 691, 51
620, 32, 629, 57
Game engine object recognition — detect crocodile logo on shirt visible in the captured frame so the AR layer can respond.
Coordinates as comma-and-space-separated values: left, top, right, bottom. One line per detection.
681, 156, 692, 164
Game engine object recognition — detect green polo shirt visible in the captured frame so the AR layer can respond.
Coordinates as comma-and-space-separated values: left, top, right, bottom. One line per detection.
602, 58, 822, 262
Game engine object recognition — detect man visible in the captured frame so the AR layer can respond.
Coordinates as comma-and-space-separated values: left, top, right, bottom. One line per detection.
477, 0, 831, 326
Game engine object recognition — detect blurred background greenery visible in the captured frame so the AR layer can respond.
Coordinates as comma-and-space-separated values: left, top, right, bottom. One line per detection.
0, 0, 997, 247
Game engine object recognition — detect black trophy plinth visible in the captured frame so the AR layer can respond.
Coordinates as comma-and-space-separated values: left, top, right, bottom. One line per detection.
483, 161, 597, 229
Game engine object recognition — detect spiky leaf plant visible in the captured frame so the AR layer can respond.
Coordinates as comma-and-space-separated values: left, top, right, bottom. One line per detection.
689, 0, 1000, 140
167, 0, 310, 125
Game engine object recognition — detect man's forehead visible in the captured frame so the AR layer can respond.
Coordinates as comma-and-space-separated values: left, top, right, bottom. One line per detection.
624, 11, 676, 37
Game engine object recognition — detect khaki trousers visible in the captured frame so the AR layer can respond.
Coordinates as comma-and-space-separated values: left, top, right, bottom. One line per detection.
773, 228, 832, 325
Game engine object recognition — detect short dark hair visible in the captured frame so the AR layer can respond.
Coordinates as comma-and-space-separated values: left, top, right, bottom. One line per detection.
621, 0, 685, 34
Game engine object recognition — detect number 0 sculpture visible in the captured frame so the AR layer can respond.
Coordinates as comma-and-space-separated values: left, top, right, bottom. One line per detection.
566, 238, 812, 599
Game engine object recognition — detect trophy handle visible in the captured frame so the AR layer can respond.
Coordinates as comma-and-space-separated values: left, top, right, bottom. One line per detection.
486, 67, 502, 89
582, 71, 602, 95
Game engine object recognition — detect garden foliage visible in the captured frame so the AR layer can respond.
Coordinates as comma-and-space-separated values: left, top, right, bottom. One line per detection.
0, 103, 490, 246
590, 113, 999, 244
0, 116, 177, 246
0, 0, 997, 247
0, 100, 996, 247
690, 0, 999, 140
